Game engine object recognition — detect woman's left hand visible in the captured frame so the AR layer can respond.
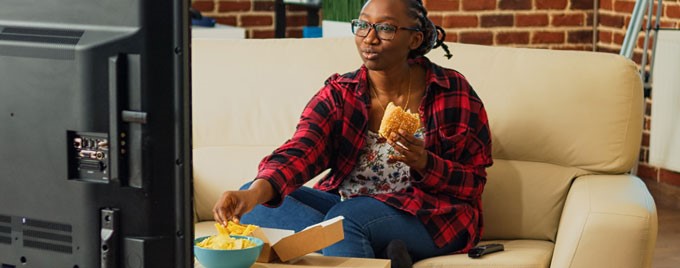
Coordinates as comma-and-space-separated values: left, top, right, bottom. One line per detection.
387, 129, 428, 172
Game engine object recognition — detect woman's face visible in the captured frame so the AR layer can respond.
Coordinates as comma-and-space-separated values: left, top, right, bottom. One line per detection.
355, 0, 423, 71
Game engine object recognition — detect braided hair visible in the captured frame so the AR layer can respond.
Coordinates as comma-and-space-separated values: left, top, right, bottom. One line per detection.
402, 0, 453, 59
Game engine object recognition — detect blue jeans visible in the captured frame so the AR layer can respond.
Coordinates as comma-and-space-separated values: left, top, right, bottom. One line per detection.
239, 182, 466, 261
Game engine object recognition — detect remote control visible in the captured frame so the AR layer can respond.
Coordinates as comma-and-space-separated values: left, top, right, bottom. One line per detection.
468, 243, 504, 258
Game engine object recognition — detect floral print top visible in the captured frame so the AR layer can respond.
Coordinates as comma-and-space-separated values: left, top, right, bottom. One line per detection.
339, 128, 426, 201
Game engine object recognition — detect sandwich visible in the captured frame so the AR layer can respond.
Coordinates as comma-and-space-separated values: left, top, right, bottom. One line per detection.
378, 102, 421, 139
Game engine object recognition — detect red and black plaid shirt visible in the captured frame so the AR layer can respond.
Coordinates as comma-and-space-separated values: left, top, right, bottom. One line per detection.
257, 57, 493, 252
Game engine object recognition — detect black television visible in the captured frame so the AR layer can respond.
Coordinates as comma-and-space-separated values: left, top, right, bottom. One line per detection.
0, 0, 192, 267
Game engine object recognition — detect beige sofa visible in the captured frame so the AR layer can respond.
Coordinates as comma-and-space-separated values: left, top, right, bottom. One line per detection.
191, 37, 657, 268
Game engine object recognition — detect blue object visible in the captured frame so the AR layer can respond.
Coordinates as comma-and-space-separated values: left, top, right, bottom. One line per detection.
194, 235, 264, 268
303, 26, 322, 38
192, 17, 216, 27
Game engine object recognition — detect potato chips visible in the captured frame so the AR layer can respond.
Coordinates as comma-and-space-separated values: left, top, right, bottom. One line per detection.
216, 221, 258, 236
196, 221, 259, 250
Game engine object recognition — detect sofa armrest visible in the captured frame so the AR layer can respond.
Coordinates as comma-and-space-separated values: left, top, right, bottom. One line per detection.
550, 174, 657, 268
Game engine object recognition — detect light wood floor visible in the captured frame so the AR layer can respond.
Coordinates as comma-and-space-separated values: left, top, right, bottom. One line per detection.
652, 202, 680, 268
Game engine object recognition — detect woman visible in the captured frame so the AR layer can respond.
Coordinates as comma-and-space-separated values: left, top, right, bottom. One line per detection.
213, 0, 492, 266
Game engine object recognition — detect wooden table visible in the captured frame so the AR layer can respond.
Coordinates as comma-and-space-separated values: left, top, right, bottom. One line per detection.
195, 255, 390, 268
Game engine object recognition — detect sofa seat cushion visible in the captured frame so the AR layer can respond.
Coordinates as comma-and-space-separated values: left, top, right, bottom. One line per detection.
413, 240, 554, 268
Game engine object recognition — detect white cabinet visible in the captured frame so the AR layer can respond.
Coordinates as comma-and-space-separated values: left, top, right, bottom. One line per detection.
192, 24, 246, 39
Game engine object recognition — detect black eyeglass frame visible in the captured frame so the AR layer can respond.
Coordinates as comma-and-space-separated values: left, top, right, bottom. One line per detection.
350, 19, 421, 40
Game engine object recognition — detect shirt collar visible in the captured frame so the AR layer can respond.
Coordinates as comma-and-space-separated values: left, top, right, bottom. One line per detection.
335, 56, 451, 90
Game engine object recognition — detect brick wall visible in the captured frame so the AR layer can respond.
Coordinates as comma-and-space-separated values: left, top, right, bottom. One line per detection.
191, 0, 313, 38
426, 0, 595, 50
193, 0, 680, 189
192, 0, 597, 50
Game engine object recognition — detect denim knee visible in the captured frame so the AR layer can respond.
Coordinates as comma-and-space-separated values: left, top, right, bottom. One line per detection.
323, 197, 387, 222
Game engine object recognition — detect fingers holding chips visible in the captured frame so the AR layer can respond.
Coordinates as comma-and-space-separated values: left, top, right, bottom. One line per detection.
222, 221, 258, 236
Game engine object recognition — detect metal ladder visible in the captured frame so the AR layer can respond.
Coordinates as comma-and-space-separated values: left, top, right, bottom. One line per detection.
620, 0, 664, 92
620, 0, 665, 176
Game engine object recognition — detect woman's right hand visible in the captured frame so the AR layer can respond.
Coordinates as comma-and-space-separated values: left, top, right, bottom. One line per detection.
212, 179, 275, 226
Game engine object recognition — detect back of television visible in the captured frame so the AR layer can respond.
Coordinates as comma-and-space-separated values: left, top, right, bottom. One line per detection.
0, 1, 192, 267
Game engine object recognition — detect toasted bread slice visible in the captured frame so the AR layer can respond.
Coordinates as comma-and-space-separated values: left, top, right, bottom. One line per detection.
378, 102, 420, 139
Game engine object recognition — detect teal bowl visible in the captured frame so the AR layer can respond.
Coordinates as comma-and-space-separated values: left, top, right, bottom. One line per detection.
194, 235, 264, 268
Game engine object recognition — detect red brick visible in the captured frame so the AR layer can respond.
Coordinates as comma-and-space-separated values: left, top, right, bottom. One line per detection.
254, 1, 275, 11
642, 132, 650, 147
613, 32, 625, 45
568, 30, 593, 43
286, 14, 307, 27
252, 29, 275, 38
218, 1, 251, 12
597, 46, 619, 54
287, 29, 303, 38
599, 13, 625, 28
497, 31, 530, 44
552, 14, 585, 27
214, 16, 237, 26
533, 31, 565, 44
462, 0, 496, 11
426, 0, 460, 11
645, 99, 652, 116
572, 0, 594, 10
536, 0, 567, 9
623, 16, 631, 29
660, 168, 680, 187
516, 14, 549, 27
444, 32, 458, 42
599, 30, 612, 43
632, 52, 643, 65
240, 15, 273, 26
599, 0, 612, 10
652, 2, 661, 16
660, 20, 676, 28
614, 1, 635, 13
481, 14, 514, 27
429, 14, 443, 26
667, 5, 680, 18
639, 147, 649, 163
637, 163, 659, 181
586, 12, 594, 26
499, 0, 531, 10
192, 1, 215, 13
637, 35, 654, 49
644, 117, 651, 131
638, 17, 656, 31
553, 44, 593, 51
442, 15, 479, 28
460, 31, 493, 45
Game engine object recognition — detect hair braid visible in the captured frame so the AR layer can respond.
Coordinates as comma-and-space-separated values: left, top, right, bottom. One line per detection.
405, 0, 452, 59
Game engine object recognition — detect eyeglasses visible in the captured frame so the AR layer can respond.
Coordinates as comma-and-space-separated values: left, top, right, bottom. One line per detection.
351, 19, 421, 41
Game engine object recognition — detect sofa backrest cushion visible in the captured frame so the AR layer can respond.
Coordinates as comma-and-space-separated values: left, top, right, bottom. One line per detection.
192, 38, 360, 221
482, 160, 588, 240
426, 43, 643, 174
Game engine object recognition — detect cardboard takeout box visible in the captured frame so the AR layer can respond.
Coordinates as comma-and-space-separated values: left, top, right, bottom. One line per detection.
252, 216, 344, 263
